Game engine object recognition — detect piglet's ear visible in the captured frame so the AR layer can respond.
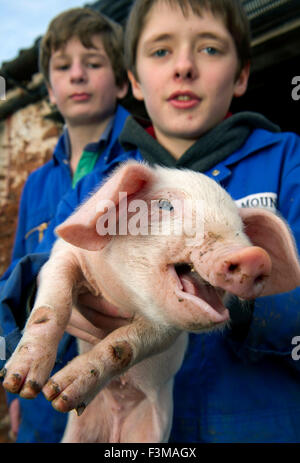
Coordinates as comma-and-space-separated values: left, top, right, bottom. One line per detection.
55, 161, 154, 251
239, 207, 300, 295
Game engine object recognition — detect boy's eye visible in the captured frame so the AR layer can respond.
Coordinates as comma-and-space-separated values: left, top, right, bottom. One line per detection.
86, 62, 102, 68
153, 49, 169, 58
203, 47, 219, 56
55, 64, 69, 71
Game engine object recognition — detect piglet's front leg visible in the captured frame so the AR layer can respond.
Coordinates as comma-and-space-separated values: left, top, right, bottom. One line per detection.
2, 245, 81, 399
42, 315, 179, 416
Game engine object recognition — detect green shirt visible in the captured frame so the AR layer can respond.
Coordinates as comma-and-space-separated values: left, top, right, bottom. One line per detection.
62, 119, 114, 188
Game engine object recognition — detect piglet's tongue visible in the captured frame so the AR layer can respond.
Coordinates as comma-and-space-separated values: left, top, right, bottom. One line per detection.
178, 273, 226, 316
180, 275, 198, 296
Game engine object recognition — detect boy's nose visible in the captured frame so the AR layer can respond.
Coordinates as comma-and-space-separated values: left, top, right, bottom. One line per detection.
174, 52, 198, 80
70, 62, 87, 82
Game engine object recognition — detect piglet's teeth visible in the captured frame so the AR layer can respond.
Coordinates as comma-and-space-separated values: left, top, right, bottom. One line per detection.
186, 263, 195, 272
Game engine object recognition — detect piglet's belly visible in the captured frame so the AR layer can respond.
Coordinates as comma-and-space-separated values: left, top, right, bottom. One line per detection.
62, 370, 168, 443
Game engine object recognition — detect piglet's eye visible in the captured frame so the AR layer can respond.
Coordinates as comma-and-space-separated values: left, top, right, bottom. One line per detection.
158, 199, 174, 211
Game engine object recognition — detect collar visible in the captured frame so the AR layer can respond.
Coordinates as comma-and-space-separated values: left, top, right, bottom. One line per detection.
103, 104, 131, 166
120, 112, 280, 178
53, 122, 113, 166
62, 117, 114, 158
84, 118, 114, 154
52, 128, 69, 165
53, 104, 129, 166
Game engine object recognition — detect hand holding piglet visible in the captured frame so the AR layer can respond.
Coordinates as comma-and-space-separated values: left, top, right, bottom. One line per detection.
66, 294, 130, 345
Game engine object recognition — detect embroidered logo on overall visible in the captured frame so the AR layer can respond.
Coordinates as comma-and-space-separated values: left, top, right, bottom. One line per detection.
235, 193, 277, 212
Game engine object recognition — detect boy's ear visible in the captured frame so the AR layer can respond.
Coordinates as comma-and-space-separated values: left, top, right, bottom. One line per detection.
128, 70, 144, 101
116, 81, 129, 100
47, 84, 57, 106
233, 61, 250, 98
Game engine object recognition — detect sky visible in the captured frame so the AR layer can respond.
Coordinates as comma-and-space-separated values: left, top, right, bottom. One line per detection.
0, 0, 91, 67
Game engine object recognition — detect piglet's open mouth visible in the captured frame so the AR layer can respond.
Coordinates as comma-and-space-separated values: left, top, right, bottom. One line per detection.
169, 263, 229, 324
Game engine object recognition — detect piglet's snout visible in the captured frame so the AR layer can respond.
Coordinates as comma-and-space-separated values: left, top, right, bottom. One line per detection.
213, 246, 272, 299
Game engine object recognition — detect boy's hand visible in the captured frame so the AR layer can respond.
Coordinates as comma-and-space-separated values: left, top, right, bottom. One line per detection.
66, 293, 131, 345
9, 398, 20, 439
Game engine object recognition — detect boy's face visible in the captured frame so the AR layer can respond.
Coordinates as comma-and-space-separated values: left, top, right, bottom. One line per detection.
129, 2, 249, 155
48, 35, 127, 127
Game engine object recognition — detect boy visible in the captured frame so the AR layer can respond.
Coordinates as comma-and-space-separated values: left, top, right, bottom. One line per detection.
2, 0, 300, 442
4, 7, 128, 268
121, 0, 300, 443
0, 7, 133, 442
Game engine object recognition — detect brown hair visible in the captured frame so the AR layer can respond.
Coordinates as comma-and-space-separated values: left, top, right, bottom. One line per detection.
39, 7, 127, 87
124, 0, 251, 79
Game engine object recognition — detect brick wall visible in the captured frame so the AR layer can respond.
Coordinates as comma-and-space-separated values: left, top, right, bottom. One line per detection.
0, 96, 62, 276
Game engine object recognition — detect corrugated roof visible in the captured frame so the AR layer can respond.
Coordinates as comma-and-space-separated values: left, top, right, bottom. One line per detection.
243, 0, 292, 18
242, 0, 300, 37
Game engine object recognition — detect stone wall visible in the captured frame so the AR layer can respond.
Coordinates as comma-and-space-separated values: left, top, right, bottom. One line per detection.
0, 89, 62, 276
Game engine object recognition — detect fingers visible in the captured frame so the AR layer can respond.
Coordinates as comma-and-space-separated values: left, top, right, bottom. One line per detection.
71, 304, 130, 333
78, 293, 133, 319
68, 308, 105, 339
65, 325, 100, 345
78, 306, 130, 331
9, 398, 21, 438
67, 306, 129, 343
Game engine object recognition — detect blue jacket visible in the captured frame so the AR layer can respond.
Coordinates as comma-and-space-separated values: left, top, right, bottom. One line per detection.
1, 124, 300, 443
170, 128, 300, 443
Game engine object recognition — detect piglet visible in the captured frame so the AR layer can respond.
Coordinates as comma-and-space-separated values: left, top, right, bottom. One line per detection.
2, 161, 300, 442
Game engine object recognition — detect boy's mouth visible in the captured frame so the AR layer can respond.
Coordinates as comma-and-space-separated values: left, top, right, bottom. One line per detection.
168, 91, 200, 109
70, 93, 91, 102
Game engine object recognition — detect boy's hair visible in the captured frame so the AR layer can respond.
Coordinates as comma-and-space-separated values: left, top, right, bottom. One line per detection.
125, 0, 251, 79
39, 7, 127, 87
